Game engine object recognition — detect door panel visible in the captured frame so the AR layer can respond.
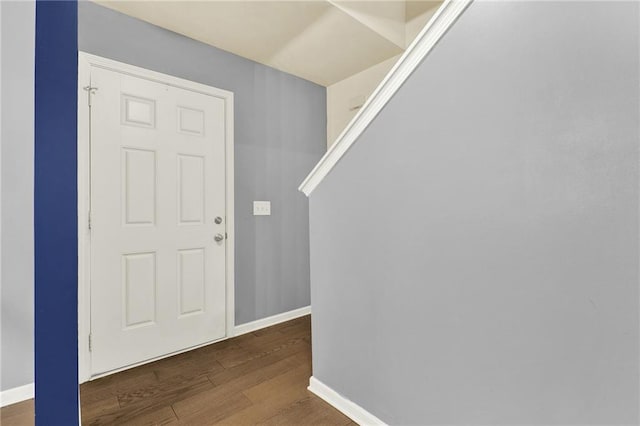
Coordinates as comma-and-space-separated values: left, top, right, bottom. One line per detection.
90, 66, 227, 375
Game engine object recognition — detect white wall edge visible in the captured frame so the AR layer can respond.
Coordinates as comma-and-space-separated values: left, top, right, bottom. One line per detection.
0, 382, 34, 407
233, 305, 311, 337
298, 0, 473, 197
308, 376, 387, 426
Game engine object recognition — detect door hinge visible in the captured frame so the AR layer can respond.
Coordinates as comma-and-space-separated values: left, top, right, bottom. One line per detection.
88, 334, 93, 352
83, 86, 98, 107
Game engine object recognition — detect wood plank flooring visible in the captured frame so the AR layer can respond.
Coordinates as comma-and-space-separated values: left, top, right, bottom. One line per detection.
0, 399, 34, 426
0, 315, 355, 425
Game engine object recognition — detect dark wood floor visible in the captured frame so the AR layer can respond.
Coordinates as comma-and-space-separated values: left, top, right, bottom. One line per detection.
1, 315, 354, 425
0, 399, 34, 426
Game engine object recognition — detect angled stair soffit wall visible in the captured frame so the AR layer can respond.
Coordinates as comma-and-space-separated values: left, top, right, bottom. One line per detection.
92, 0, 412, 86
328, 0, 407, 48
325, 1, 443, 148
300, 0, 473, 196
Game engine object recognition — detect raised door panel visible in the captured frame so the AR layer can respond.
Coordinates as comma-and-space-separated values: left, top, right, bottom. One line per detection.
122, 148, 156, 226
177, 154, 205, 225
178, 248, 206, 317
122, 252, 157, 328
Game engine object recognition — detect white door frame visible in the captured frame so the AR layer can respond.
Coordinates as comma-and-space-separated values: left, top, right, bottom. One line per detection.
77, 52, 235, 383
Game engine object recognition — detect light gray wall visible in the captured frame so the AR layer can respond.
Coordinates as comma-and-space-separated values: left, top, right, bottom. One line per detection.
0, 0, 35, 392
309, 1, 639, 424
79, 2, 326, 325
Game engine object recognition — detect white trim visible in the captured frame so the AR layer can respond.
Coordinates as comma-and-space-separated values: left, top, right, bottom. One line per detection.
233, 306, 311, 337
308, 376, 387, 426
224, 87, 236, 345
0, 5, 3, 404
77, 52, 91, 385
298, 0, 473, 197
77, 52, 235, 383
0, 383, 34, 407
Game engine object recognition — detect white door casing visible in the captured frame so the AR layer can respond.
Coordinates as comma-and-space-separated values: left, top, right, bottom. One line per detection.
78, 53, 235, 379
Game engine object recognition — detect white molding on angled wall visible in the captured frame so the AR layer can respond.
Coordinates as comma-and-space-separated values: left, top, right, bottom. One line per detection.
0, 382, 34, 407
233, 305, 311, 337
308, 376, 387, 426
298, 0, 473, 197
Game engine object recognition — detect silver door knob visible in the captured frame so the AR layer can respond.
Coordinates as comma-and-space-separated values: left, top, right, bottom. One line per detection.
214, 233, 224, 242
214, 216, 223, 224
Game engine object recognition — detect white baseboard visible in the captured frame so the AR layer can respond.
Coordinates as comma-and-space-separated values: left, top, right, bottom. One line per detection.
0, 382, 34, 407
233, 305, 311, 337
308, 376, 387, 426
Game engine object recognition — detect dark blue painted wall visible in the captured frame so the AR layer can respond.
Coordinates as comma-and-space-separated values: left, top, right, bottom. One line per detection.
34, 1, 78, 423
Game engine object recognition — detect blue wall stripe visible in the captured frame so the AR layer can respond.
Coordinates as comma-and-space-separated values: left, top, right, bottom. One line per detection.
34, 1, 79, 424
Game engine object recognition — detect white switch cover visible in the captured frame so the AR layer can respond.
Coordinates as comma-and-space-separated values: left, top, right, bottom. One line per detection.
253, 201, 271, 216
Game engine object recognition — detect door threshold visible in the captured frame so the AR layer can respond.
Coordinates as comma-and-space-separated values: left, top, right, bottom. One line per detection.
86, 334, 229, 382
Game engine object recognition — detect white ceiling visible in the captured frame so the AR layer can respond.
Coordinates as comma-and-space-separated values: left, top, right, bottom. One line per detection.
94, 0, 441, 86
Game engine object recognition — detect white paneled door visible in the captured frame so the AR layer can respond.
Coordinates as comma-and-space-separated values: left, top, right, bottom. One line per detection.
89, 66, 228, 375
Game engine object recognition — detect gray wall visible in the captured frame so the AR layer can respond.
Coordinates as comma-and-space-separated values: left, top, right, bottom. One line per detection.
309, 1, 639, 424
1, 0, 35, 392
79, 2, 326, 325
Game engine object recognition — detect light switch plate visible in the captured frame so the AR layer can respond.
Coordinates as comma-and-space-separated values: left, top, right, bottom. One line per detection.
253, 201, 271, 216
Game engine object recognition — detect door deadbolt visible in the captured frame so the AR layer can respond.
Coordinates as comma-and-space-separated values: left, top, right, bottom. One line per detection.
214, 233, 224, 242
214, 216, 223, 224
